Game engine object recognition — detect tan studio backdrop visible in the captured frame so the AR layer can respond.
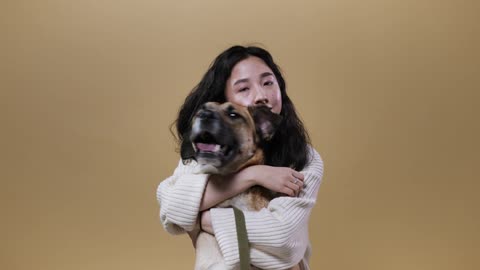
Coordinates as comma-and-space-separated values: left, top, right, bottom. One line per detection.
1, 1, 479, 270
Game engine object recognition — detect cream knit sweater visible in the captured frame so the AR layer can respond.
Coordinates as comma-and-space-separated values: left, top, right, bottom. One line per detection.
157, 145, 324, 270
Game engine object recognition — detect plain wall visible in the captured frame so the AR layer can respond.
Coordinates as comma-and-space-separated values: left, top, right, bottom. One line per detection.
1, 1, 479, 269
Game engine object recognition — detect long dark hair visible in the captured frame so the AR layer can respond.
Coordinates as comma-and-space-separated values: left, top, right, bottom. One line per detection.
172, 45, 311, 170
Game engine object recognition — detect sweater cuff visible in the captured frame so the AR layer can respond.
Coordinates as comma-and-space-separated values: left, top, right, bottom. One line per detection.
164, 174, 209, 231
210, 208, 239, 268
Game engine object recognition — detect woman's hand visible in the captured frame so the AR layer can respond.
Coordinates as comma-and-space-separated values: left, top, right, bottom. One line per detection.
244, 165, 304, 197
187, 211, 213, 248
200, 210, 214, 234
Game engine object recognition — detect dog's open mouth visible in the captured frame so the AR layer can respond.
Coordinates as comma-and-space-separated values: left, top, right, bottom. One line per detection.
192, 131, 233, 157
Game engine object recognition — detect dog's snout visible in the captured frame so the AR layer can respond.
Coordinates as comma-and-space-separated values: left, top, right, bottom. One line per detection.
197, 108, 216, 120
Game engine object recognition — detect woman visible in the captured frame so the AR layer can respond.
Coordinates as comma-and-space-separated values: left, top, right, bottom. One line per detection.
157, 45, 324, 270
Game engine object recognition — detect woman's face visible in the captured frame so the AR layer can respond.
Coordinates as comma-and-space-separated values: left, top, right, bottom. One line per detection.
225, 56, 282, 114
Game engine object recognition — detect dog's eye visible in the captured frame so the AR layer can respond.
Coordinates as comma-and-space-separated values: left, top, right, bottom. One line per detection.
229, 112, 238, 118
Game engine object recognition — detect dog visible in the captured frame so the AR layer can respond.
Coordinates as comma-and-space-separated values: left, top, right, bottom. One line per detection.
181, 102, 300, 270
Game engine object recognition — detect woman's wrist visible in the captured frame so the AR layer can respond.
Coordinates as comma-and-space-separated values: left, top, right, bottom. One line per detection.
200, 210, 214, 234
236, 165, 263, 187
241, 165, 268, 187
200, 169, 257, 211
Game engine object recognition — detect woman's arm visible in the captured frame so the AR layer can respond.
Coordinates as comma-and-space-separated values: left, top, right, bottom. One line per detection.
157, 160, 255, 234
208, 146, 324, 269
200, 165, 304, 212
199, 170, 255, 212
158, 160, 305, 234
157, 160, 209, 234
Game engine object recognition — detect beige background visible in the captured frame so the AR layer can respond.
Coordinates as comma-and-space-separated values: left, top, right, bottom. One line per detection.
1, 0, 479, 269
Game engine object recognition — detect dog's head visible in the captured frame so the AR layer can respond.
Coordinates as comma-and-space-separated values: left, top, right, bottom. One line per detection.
181, 102, 282, 175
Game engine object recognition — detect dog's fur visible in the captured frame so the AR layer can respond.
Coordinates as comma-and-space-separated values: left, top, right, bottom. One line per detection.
183, 102, 286, 269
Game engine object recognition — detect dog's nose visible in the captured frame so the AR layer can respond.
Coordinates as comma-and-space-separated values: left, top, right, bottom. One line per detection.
197, 108, 216, 120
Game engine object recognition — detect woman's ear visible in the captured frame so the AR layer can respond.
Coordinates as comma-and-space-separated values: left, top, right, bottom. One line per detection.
248, 105, 283, 141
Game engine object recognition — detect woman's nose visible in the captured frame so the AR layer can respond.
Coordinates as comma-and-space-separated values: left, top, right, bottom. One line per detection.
254, 87, 269, 105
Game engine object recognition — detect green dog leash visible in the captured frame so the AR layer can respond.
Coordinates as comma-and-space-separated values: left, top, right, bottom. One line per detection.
232, 207, 250, 270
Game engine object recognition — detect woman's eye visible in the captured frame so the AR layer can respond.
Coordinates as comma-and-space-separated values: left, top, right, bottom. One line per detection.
238, 87, 249, 92
264, 81, 274, 86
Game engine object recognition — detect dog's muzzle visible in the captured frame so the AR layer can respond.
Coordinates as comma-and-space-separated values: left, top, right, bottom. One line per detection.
190, 108, 237, 165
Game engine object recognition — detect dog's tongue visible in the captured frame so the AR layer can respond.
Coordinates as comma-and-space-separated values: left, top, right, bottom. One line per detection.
196, 143, 220, 152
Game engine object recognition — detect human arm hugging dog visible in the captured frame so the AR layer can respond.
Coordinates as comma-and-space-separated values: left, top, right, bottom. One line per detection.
157, 159, 306, 235
157, 146, 323, 269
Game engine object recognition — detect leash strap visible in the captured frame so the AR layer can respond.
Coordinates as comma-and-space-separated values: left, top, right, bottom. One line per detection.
233, 206, 250, 270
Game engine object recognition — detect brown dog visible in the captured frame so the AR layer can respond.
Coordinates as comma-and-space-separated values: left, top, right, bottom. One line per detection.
183, 102, 299, 270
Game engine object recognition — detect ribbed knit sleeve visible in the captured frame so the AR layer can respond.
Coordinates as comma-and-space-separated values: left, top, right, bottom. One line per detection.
210, 146, 324, 270
157, 160, 209, 234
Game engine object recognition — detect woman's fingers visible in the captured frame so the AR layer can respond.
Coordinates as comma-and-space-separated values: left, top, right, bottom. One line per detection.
294, 179, 303, 193
292, 170, 305, 181
282, 187, 295, 196
285, 181, 301, 196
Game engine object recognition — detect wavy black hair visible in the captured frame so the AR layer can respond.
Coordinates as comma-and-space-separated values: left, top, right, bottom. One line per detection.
172, 45, 311, 170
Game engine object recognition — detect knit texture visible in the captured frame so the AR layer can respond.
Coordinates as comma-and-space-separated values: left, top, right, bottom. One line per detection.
157, 146, 324, 270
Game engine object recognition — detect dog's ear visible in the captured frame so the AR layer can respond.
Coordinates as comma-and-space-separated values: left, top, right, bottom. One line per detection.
248, 105, 283, 141
180, 132, 196, 160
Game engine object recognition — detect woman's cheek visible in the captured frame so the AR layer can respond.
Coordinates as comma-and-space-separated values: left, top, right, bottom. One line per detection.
231, 95, 251, 107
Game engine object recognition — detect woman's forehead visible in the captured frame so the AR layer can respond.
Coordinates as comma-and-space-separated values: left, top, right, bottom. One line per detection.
230, 56, 273, 80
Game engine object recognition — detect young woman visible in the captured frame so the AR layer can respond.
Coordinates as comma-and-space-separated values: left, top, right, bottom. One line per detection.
157, 45, 324, 270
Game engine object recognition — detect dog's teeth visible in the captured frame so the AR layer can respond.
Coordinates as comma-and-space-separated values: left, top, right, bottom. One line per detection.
196, 143, 222, 153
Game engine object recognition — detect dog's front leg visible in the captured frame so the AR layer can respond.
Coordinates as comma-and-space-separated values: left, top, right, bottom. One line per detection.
194, 232, 228, 270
